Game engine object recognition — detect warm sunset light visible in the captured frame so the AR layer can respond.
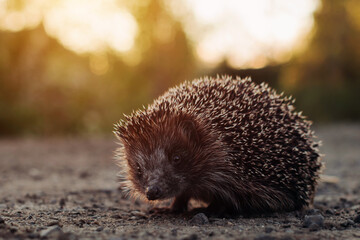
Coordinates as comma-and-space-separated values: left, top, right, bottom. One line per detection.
43, 0, 138, 54
0, 0, 43, 31
0, 0, 318, 67
168, 0, 319, 68
0, 0, 138, 54
1, 1, 360, 237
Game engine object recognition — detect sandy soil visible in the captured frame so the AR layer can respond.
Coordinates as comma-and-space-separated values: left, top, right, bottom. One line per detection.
0, 124, 360, 240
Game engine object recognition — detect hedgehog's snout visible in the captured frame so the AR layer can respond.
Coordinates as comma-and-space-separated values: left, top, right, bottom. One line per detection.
146, 185, 162, 200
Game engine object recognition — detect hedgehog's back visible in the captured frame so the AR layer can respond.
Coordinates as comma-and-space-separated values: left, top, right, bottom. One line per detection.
150, 76, 322, 209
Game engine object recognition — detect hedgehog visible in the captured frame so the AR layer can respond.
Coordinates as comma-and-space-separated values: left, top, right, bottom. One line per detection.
114, 76, 322, 216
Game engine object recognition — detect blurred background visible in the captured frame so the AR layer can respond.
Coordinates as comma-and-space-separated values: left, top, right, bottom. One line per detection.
0, 0, 359, 136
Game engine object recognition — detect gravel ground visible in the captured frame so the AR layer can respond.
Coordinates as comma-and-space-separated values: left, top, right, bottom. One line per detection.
0, 123, 360, 240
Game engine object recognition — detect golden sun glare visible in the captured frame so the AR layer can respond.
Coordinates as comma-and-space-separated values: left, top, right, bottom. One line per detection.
0, 0, 319, 68
0, 0, 137, 54
168, 0, 319, 68
43, 0, 137, 54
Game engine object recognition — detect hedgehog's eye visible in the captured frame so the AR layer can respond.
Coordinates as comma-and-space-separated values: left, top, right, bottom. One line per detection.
172, 155, 181, 164
136, 166, 142, 176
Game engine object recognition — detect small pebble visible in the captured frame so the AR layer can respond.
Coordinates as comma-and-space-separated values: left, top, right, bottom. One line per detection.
130, 210, 147, 219
171, 228, 177, 236
340, 219, 354, 228
354, 214, 360, 223
79, 171, 90, 179
59, 198, 66, 209
264, 227, 273, 233
303, 214, 324, 230
111, 214, 121, 219
189, 213, 209, 225
306, 208, 322, 215
340, 221, 349, 228
96, 226, 104, 232
182, 233, 198, 240
325, 209, 335, 215
47, 220, 60, 226
40, 226, 63, 238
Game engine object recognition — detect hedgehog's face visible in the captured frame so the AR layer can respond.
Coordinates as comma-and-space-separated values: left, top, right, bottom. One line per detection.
128, 143, 191, 201
118, 117, 202, 201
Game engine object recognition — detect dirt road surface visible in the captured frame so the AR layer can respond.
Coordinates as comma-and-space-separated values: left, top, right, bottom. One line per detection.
1, 124, 360, 239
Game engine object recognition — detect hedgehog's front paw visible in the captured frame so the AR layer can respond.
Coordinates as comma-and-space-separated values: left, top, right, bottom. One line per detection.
170, 194, 190, 213
170, 202, 187, 214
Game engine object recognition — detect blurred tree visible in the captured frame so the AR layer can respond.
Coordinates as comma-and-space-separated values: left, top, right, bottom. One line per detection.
94, 0, 195, 132
0, 0, 195, 135
125, 0, 195, 97
280, 0, 360, 121
0, 26, 95, 135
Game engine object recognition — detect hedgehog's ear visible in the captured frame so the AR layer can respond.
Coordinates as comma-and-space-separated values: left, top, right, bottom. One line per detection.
181, 119, 199, 143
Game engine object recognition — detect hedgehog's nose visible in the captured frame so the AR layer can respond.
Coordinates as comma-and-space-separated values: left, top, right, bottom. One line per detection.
146, 185, 161, 200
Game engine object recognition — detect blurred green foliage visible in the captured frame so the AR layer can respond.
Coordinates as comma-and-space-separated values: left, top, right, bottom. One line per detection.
0, 0, 195, 135
280, 0, 360, 121
0, 0, 359, 136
